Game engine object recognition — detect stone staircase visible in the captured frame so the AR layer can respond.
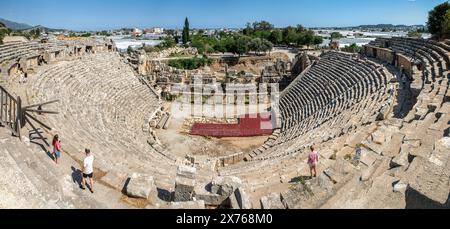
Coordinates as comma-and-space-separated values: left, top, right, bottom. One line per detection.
0, 127, 130, 208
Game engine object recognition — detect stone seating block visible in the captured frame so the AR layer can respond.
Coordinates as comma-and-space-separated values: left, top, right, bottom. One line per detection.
125, 173, 155, 200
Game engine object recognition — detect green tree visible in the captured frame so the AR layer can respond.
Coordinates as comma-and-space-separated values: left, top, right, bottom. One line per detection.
224, 36, 237, 53
284, 29, 298, 45
127, 45, 133, 54
243, 22, 253, 36
252, 21, 274, 31
330, 32, 343, 40
159, 36, 176, 48
261, 39, 273, 54
235, 35, 251, 57
268, 30, 283, 45
300, 30, 315, 48
174, 35, 180, 44
444, 10, 450, 38
249, 37, 263, 54
182, 17, 190, 44
427, 2, 450, 39
213, 39, 227, 54
313, 36, 324, 46
296, 24, 306, 32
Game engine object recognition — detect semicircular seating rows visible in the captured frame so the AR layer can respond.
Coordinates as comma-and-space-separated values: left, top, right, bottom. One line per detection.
218, 39, 450, 208
218, 51, 394, 187
26, 52, 180, 190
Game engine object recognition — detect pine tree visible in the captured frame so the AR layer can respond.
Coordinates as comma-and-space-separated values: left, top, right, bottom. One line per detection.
182, 17, 190, 45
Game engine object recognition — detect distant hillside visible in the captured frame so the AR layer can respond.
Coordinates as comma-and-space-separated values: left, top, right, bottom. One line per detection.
314, 24, 426, 31
22, 25, 65, 33
0, 18, 33, 30
355, 24, 425, 29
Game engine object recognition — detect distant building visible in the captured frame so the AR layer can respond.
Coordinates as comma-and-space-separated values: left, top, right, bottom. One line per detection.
132, 28, 143, 37
144, 27, 164, 34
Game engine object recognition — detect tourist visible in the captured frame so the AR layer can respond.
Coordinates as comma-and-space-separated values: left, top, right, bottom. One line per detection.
81, 148, 95, 193
52, 135, 62, 164
308, 145, 319, 178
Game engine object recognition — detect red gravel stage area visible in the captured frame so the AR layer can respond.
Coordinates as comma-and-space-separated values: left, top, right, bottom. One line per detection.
190, 112, 274, 137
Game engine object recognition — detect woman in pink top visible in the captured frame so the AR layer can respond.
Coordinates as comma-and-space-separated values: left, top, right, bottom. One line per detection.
52, 135, 62, 164
308, 145, 319, 178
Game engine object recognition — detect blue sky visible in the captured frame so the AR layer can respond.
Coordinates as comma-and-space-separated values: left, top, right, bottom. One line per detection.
0, 0, 446, 30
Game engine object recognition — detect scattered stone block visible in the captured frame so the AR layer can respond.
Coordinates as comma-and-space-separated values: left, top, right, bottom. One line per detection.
125, 173, 155, 199
405, 157, 450, 208
260, 193, 285, 209
371, 130, 385, 144
382, 133, 404, 157
169, 200, 205, 209
195, 191, 228, 206
211, 176, 242, 196
360, 150, 379, 167
360, 161, 378, 182
177, 165, 197, 179
101, 171, 127, 190
231, 188, 251, 209
391, 145, 410, 168
174, 176, 196, 202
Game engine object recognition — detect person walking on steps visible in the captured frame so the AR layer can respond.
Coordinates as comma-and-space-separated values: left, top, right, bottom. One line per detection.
52, 135, 62, 164
308, 145, 319, 178
81, 148, 95, 193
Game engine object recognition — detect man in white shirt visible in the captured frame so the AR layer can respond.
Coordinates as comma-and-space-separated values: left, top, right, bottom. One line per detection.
81, 148, 95, 193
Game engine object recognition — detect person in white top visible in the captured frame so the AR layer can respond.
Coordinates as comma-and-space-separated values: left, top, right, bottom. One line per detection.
81, 148, 95, 193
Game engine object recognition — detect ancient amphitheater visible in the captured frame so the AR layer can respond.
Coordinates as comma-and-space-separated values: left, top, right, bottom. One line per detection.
0, 36, 449, 209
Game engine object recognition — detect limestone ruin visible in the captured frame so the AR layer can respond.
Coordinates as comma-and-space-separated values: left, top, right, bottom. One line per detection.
0, 35, 449, 209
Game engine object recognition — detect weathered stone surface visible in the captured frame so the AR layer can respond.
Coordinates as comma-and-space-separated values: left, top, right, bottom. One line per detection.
177, 165, 197, 179
101, 171, 127, 190
382, 133, 404, 157
195, 191, 228, 206
168, 200, 205, 209
174, 176, 196, 202
323, 159, 353, 184
429, 137, 450, 167
260, 193, 285, 209
125, 173, 155, 199
211, 176, 242, 196
393, 181, 408, 194
336, 146, 353, 158
233, 188, 251, 209
360, 164, 375, 181
391, 145, 410, 168
360, 150, 379, 167
362, 139, 383, 155
371, 131, 385, 144
309, 173, 334, 194
405, 156, 450, 208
